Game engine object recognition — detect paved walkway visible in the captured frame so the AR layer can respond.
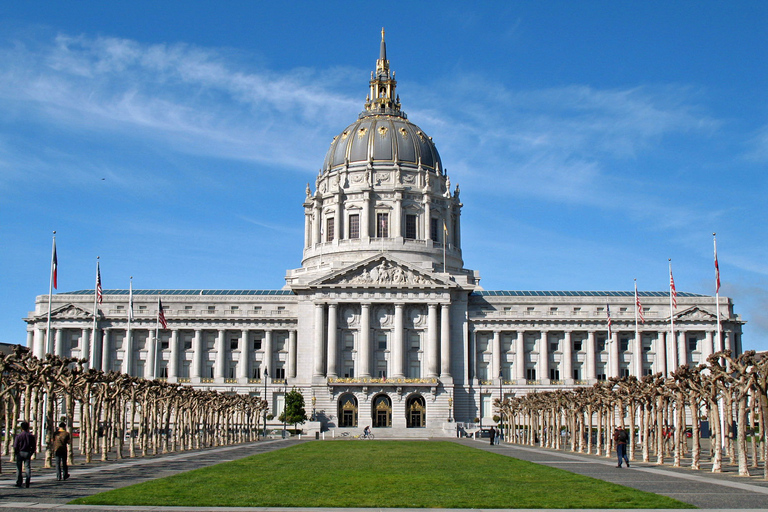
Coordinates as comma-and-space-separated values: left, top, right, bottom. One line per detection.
1, 437, 766, 511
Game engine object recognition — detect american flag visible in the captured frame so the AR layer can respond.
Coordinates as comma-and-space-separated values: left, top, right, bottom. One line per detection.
96, 262, 103, 304
669, 266, 677, 309
635, 281, 645, 324
606, 304, 612, 338
714, 234, 721, 294
157, 298, 168, 329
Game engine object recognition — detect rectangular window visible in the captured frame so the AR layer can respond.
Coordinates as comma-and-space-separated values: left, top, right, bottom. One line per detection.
378, 339, 387, 350
253, 339, 262, 351
597, 338, 606, 352
230, 306, 239, 311
376, 212, 389, 238
643, 342, 652, 352
181, 361, 190, 378
550, 368, 560, 380
573, 367, 581, 380
688, 336, 698, 351
230, 340, 239, 350
208, 306, 215, 312
326, 217, 335, 242
184, 305, 193, 310
549, 341, 559, 352
430, 217, 439, 242
597, 373, 606, 381
643, 368, 653, 376
348, 214, 360, 239
573, 340, 583, 351
139, 305, 147, 311
253, 367, 261, 379
344, 364, 354, 378
408, 361, 420, 379
405, 214, 417, 239
227, 366, 235, 379
526, 368, 536, 380
376, 360, 387, 379
160, 341, 169, 350
620, 338, 629, 352
275, 366, 285, 379
620, 368, 630, 378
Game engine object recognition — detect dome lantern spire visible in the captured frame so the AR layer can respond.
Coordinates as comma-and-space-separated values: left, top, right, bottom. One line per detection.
364, 28, 403, 117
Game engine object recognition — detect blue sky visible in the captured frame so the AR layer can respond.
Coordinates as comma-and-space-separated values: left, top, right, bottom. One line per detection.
1, 2, 766, 351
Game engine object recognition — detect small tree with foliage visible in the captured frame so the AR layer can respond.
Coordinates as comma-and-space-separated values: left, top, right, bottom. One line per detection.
279, 387, 308, 429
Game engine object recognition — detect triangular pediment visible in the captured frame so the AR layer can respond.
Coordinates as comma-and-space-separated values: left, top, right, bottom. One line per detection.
42, 304, 97, 321
310, 254, 455, 289
674, 306, 718, 322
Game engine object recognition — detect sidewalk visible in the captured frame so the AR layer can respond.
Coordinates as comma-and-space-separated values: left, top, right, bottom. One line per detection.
459, 438, 768, 509
1, 437, 767, 511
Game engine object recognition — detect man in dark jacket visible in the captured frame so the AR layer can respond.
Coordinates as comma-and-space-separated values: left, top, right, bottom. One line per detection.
614, 425, 630, 468
14, 421, 36, 487
52, 422, 72, 481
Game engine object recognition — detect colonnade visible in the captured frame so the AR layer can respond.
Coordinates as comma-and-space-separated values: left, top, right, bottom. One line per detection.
313, 301, 452, 380
471, 327, 736, 383
29, 325, 298, 383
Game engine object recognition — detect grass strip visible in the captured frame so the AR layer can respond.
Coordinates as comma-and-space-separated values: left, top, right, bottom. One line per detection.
71, 441, 694, 509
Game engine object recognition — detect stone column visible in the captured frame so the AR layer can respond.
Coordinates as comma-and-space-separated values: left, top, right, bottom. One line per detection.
54, 328, 64, 357
491, 331, 501, 381
214, 329, 226, 379
265, 329, 274, 378
33, 328, 45, 359
81, 328, 91, 365
101, 328, 111, 372
634, 331, 643, 377
667, 329, 678, 372
313, 304, 325, 377
123, 328, 134, 376
359, 303, 371, 378
424, 199, 431, 241
393, 192, 402, 238
427, 303, 439, 378
454, 206, 462, 249
609, 331, 620, 378
585, 331, 596, 381
515, 331, 525, 382
288, 330, 297, 378
146, 331, 157, 380
191, 329, 202, 379
725, 330, 734, 354
539, 331, 549, 382
440, 303, 451, 378
392, 303, 405, 378
169, 330, 179, 380
238, 329, 250, 379
335, 197, 343, 240
658, 332, 668, 376
562, 331, 573, 383
313, 201, 322, 245
26, 330, 34, 356
327, 304, 338, 378
703, 331, 714, 362
677, 331, 687, 367
362, 191, 371, 240
304, 211, 312, 248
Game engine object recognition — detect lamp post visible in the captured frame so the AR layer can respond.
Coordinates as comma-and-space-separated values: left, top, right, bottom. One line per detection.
479, 381, 483, 430
498, 369, 503, 442
282, 383, 287, 439
263, 368, 269, 439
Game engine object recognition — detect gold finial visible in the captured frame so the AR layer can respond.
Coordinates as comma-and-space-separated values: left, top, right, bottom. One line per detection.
381, 27, 385, 40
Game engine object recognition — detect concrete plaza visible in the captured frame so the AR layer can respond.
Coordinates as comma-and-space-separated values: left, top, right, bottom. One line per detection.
1, 437, 767, 511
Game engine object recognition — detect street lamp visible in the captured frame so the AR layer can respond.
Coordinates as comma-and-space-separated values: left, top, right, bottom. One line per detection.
498, 369, 503, 443
479, 380, 483, 430
282, 383, 286, 439
263, 368, 269, 439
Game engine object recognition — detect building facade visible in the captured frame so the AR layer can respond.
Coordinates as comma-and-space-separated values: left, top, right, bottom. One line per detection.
25, 32, 743, 436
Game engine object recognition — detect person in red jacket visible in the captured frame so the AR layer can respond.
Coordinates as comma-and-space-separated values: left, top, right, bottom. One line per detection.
14, 421, 36, 488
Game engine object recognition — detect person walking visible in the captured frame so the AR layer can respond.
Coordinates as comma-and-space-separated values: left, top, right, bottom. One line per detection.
14, 421, 36, 488
52, 422, 71, 481
489, 426, 496, 445
614, 425, 630, 468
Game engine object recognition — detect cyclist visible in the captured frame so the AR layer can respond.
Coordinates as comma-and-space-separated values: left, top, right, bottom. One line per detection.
363, 426, 371, 439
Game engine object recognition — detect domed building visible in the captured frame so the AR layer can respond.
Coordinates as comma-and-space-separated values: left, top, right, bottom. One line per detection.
25, 31, 743, 437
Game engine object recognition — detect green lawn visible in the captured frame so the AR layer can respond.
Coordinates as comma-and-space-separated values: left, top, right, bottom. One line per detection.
71, 441, 694, 509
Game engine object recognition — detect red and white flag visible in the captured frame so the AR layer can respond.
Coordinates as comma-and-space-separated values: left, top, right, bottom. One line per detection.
714, 234, 721, 294
606, 304, 613, 338
635, 281, 645, 324
669, 263, 677, 309
96, 261, 103, 304
157, 298, 168, 329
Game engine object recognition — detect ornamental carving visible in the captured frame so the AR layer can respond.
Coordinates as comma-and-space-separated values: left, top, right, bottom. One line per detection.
374, 305, 393, 327
50, 305, 94, 320
406, 305, 426, 327
340, 306, 359, 327
328, 260, 436, 287
375, 172, 391, 183
676, 307, 718, 321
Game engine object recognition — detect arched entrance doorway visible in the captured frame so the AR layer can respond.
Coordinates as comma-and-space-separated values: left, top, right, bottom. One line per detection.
372, 394, 392, 428
406, 394, 426, 428
338, 393, 358, 427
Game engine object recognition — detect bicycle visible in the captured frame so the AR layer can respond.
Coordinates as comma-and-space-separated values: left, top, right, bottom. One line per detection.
360, 431, 374, 440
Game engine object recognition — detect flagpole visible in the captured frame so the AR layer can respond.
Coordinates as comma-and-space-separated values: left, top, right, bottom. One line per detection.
154, 296, 161, 379
668, 259, 676, 375
91, 257, 100, 369
634, 279, 640, 377
713, 233, 722, 355
45, 231, 56, 358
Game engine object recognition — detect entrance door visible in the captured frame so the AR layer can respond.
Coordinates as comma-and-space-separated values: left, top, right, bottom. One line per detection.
373, 395, 392, 427
406, 395, 426, 428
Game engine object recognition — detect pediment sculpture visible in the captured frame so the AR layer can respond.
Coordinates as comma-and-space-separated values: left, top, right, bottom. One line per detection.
327, 259, 437, 287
